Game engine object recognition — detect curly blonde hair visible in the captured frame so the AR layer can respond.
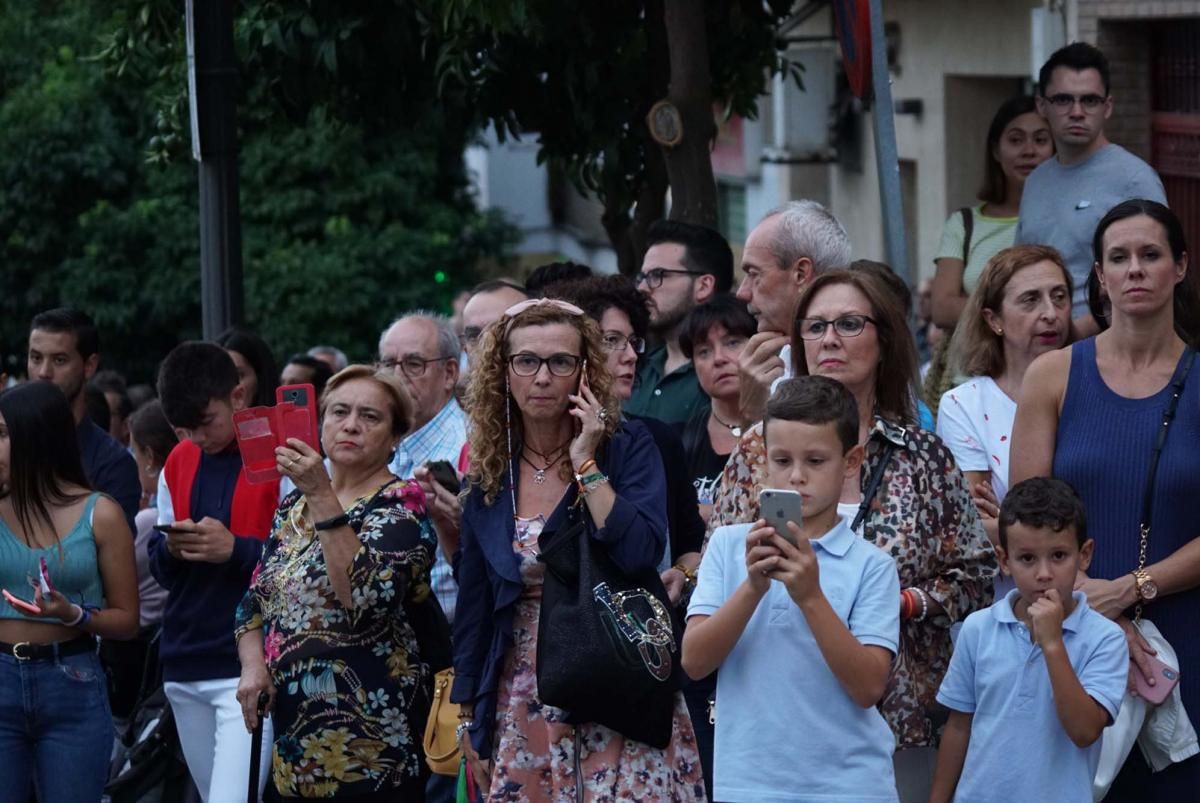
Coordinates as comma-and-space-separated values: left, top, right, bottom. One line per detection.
464, 304, 619, 504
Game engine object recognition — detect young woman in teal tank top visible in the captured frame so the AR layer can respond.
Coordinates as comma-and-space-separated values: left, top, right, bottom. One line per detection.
0, 381, 139, 802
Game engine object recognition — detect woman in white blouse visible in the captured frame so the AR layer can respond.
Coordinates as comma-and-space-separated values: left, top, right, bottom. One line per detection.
937, 244, 1072, 546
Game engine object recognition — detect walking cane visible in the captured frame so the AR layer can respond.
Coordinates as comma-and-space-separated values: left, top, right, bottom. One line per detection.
248, 691, 269, 803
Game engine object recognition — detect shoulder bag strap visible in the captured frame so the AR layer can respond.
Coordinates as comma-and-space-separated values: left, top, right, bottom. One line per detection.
853, 442, 898, 532
1139, 348, 1196, 538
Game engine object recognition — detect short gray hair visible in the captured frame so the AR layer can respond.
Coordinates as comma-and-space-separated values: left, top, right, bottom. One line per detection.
306, 345, 348, 372
762, 200, 851, 274
380, 311, 462, 358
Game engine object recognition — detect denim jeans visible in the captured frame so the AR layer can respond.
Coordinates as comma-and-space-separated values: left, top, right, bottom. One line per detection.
0, 647, 114, 803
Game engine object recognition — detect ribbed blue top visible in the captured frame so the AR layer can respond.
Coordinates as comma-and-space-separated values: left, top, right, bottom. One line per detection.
1054, 338, 1200, 726
0, 493, 104, 620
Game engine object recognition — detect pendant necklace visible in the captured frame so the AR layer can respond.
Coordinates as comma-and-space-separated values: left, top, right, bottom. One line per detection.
711, 409, 743, 438
521, 438, 572, 484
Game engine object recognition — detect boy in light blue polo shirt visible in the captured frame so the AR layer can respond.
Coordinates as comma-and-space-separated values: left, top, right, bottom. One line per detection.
930, 477, 1128, 803
683, 377, 900, 802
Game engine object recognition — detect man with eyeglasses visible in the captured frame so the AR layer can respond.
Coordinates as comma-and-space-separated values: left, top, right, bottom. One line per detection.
627, 220, 734, 423
459, 279, 528, 374
376, 312, 467, 625
1017, 41, 1165, 336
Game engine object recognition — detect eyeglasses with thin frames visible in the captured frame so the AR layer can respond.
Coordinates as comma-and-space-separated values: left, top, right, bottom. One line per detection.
376, 355, 454, 378
1044, 93, 1107, 113
508, 352, 581, 377
601, 332, 645, 355
635, 268, 702, 289
797, 315, 877, 340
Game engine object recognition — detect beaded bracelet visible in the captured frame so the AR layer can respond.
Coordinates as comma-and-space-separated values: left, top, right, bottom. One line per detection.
575, 472, 607, 493
913, 588, 930, 622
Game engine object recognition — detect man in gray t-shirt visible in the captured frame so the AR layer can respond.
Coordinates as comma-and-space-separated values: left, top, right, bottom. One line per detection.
1016, 42, 1165, 333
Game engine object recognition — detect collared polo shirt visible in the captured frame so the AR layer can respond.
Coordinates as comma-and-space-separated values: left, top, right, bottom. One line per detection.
626, 346, 706, 423
388, 398, 468, 622
689, 517, 900, 802
937, 589, 1128, 803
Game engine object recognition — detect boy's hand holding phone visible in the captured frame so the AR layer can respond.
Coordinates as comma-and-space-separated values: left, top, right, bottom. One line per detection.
1028, 589, 1066, 648
768, 528, 823, 608
744, 520, 783, 596
162, 517, 236, 563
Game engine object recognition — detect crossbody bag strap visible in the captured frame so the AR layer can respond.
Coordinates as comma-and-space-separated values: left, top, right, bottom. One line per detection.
1139, 348, 1195, 537
853, 442, 898, 532
959, 207, 974, 265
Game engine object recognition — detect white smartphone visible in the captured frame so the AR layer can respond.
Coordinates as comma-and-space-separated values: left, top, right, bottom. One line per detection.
758, 488, 803, 545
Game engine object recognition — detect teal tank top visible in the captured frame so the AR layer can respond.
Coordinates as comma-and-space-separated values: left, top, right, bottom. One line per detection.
0, 494, 105, 621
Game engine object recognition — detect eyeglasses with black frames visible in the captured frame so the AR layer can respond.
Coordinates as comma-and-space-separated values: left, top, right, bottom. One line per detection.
796, 315, 877, 340
376, 355, 454, 377
507, 352, 582, 377
634, 268, 702, 290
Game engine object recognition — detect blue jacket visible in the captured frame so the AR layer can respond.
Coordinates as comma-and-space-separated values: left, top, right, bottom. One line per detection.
450, 420, 668, 759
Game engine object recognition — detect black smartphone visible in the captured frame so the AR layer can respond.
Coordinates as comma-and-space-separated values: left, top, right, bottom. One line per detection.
424, 460, 461, 495
153, 524, 189, 536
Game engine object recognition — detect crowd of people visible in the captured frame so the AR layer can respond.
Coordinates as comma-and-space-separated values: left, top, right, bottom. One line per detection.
0, 40, 1198, 803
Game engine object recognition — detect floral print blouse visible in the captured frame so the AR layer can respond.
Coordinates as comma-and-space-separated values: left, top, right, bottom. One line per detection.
234, 480, 439, 798
705, 416, 997, 748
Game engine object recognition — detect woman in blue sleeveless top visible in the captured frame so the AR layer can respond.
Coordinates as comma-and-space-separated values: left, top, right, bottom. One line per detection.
0, 381, 139, 802
1011, 199, 1200, 800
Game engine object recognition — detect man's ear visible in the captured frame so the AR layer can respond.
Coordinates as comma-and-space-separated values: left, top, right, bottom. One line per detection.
1035, 95, 1049, 120
444, 355, 460, 393
1078, 538, 1095, 575
83, 353, 100, 381
791, 256, 815, 290
994, 543, 1011, 577
693, 273, 716, 304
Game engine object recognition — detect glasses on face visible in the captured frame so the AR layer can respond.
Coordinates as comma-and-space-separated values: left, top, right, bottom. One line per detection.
1045, 93, 1107, 113
797, 314, 877, 340
601, 331, 646, 354
377, 355, 453, 378
635, 268, 701, 289
462, 327, 483, 347
508, 352, 581, 377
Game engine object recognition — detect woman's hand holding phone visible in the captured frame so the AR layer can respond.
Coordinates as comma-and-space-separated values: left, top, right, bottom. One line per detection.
3, 581, 77, 622
567, 361, 607, 469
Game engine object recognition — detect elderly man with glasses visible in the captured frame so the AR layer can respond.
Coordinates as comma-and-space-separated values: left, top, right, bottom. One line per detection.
627, 220, 734, 423
1016, 41, 1166, 337
376, 312, 467, 624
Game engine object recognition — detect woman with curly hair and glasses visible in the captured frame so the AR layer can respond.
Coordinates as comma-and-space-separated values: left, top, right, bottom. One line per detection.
706, 270, 996, 802
452, 299, 705, 801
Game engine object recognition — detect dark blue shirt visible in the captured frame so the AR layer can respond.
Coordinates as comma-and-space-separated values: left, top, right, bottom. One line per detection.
148, 447, 268, 682
77, 416, 139, 536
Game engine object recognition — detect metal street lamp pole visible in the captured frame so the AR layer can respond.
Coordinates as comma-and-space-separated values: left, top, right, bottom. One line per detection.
188, 0, 243, 339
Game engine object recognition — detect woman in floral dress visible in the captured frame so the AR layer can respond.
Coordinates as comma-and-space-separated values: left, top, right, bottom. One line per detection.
236, 365, 448, 801
453, 299, 706, 802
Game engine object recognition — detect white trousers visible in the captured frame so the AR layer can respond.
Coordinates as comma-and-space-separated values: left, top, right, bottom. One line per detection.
165, 678, 273, 803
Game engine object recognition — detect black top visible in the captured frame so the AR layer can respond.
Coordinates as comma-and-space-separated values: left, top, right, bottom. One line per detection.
76, 416, 140, 536
675, 404, 732, 510
625, 413, 705, 562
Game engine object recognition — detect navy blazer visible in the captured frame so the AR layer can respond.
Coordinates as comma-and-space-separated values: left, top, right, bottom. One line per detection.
450, 419, 668, 759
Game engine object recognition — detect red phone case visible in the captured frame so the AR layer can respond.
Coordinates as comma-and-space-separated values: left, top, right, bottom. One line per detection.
233, 385, 320, 485
1133, 658, 1180, 705
276, 383, 320, 451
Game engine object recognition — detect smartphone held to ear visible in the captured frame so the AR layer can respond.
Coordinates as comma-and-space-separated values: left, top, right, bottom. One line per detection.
758, 489, 803, 545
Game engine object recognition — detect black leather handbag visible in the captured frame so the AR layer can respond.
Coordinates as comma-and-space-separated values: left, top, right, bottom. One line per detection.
535, 497, 681, 748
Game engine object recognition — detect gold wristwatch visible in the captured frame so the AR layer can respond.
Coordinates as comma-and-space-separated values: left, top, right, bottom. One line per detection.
1131, 569, 1159, 602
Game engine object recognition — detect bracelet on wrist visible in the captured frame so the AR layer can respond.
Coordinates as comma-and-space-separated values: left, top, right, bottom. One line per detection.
65, 604, 86, 628
456, 720, 474, 740
575, 458, 598, 476
913, 588, 930, 622
671, 563, 697, 585
314, 512, 351, 532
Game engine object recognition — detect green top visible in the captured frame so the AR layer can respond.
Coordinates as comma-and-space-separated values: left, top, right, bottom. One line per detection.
625, 346, 708, 424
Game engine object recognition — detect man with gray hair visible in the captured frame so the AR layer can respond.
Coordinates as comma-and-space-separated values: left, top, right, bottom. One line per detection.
307, 344, 348, 373
377, 312, 467, 620
734, 200, 851, 424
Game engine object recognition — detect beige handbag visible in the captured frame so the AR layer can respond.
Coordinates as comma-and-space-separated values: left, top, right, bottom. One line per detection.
423, 667, 462, 776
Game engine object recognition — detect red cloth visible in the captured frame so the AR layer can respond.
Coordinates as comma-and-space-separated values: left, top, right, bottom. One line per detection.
162, 440, 278, 539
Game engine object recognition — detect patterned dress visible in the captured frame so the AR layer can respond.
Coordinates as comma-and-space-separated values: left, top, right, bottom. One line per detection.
488, 516, 707, 802
235, 480, 439, 798
705, 416, 997, 749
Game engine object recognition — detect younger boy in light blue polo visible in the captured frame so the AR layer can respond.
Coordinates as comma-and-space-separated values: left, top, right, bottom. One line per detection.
683, 377, 900, 802
929, 477, 1128, 803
